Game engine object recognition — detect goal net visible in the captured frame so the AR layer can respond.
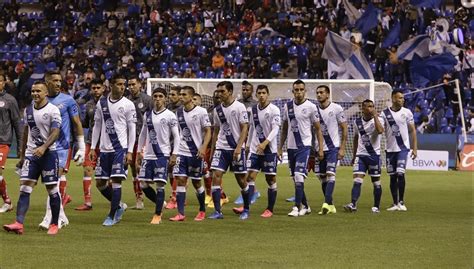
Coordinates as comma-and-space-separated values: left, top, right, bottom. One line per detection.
146, 78, 393, 166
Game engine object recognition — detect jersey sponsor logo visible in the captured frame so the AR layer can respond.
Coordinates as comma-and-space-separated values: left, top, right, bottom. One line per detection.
264, 112, 270, 119
290, 119, 299, 132
112, 163, 122, 169
149, 129, 158, 144
170, 118, 177, 127
222, 122, 232, 136
42, 113, 49, 120
0, 101, 5, 107
56, 103, 64, 110
138, 102, 144, 109
192, 115, 198, 121
42, 169, 56, 177
160, 118, 167, 125
301, 108, 307, 115
182, 127, 193, 142
30, 126, 43, 144
154, 167, 166, 173
264, 161, 276, 167
295, 161, 306, 167
231, 110, 237, 117
118, 107, 125, 114
105, 118, 116, 134
391, 124, 400, 136
255, 125, 265, 139
320, 123, 328, 135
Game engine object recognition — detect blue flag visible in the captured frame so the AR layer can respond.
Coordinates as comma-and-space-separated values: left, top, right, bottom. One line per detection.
410, 53, 457, 87
355, 3, 380, 36
410, 0, 442, 9
397, 35, 430, 60
382, 21, 401, 49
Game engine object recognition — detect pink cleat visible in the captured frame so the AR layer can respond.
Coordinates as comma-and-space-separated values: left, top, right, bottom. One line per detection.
62, 195, 72, 207
260, 209, 273, 218
165, 199, 177, 210
194, 211, 206, 221
169, 214, 185, 222
47, 224, 59, 235
232, 206, 244, 214
3, 221, 24, 235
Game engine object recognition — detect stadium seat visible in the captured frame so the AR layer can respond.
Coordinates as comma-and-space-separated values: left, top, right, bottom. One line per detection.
288, 45, 297, 57
143, 20, 152, 29
232, 46, 242, 55
239, 37, 250, 46
445, 107, 454, 119
32, 45, 42, 54
418, 99, 429, 109
206, 71, 216, 78
172, 36, 182, 46
440, 126, 452, 133
12, 53, 22, 61
193, 37, 202, 46
233, 54, 242, 64
197, 45, 206, 55
224, 54, 233, 63
184, 37, 193, 46
251, 37, 261, 46
413, 111, 421, 125
159, 62, 168, 71
50, 20, 60, 29
284, 38, 292, 47
196, 70, 205, 78
180, 62, 191, 72
2, 53, 12, 61
455, 126, 463, 134
0, 45, 9, 53
136, 28, 145, 38
105, 70, 114, 80
192, 62, 199, 72
136, 62, 145, 70
102, 61, 113, 71
299, 72, 309, 79
46, 62, 57, 71
162, 37, 170, 46
273, 37, 283, 46
9, 45, 20, 53
83, 28, 92, 38
440, 117, 448, 128
271, 63, 282, 73
63, 45, 75, 56
23, 53, 34, 62
171, 62, 180, 71
39, 37, 50, 46
164, 45, 174, 55
51, 36, 59, 46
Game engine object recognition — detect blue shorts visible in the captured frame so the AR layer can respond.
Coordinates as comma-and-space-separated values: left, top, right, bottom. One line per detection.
95, 149, 127, 180
247, 153, 278, 175
173, 155, 204, 180
353, 155, 381, 177
56, 148, 72, 171
210, 149, 246, 174
386, 150, 409, 175
139, 157, 169, 183
315, 148, 339, 176
287, 146, 311, 177
20, 151, 59, 185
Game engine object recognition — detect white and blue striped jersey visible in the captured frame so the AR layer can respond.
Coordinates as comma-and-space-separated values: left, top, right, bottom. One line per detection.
354, 116, 384, 156
247, 103, 281, 154
24, 102, 61, 156
176, 106, 211, 157
282, 100, 319, 149
316, 102, 346, 151
381, 107, 414, 152
138, 108, 180, 159
213, 100, 248, 150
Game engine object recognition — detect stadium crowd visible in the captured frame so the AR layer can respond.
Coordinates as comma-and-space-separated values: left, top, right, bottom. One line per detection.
0, 0, 473, 134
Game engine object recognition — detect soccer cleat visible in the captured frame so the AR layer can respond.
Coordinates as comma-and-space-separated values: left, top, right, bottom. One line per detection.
250, 191, 261, 204
133, 197, 144, 210
38, 216, 50, 230
288, 206, 299, 217
102, 216, 116, 226
221, 196, 229, 206
169, 214, 185, 222
165, 199, 177, 210
204, 195, 212, 205
285, 196, 295, 202
232, 206, 244, 215
59, 216, 69, 229
150, 214, 162, 224
260, 209, 273, 218
386, 204, 400, 211
207, 211, 224, 219
239, 210, 249, 220
299, 206, 312, 216
0, 203, 13, 213
114, 203, 127, 222
47, 224, 59, 235
328, 205, 337, 214
318, 203, 331, 215
343, 203, 357, 213
3, 221, 24, 235
194, 211, 206, 221
62, 195, 72, 207
233, 195, 244, 205
75, 204, 93, 211
398, 202, 407, 211
371, 207, 380, 213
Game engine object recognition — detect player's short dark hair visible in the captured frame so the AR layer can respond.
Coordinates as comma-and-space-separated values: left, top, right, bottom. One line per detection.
127, 75, 140, 81
217, 81, 233, 92
181, 86, 195, 95
152, 87, 167, 97
170, 86, 181, 94
256, 84, 269, 94
362, 99, 374, 106
317, 85, 330, 94
32, 80, 47, 89
90, 78, 104, 85
293, 79, 305, 87
242, 80, 253, 87
111, 73, 126, 84
45, 71, 61, 79
193, 93, 202, 99
391, 90, 404, 97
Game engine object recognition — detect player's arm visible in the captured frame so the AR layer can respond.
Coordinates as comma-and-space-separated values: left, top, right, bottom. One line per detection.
373, 114, 384, 134
209, 110, 219, 158
68, 100, 86, 164
126, 107, 137, 165
338, 121, 348, 160
352, 132, 359, 165
16, 125, 28, 168
278, 119, 288, 161
246, 116, 254, 155
90, 104, 102, 160
170, 118, 180, 166
136, 123, 147, 167
34, 127, 60, 158
199, 126, 212, 159
258, 112, 280, 155
9, 97, 23, 156
408, 122, 418, 160
234, 122, 248, 160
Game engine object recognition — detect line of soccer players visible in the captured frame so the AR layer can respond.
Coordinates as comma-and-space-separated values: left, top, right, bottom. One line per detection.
1, 76, 417, 234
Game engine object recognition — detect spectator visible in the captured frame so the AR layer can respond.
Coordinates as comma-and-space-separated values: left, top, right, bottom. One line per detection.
42, 44, 56, 62
212, 50, 225, 71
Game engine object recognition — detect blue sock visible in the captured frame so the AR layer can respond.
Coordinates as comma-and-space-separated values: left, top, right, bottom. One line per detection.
248, 183, 255, 202
242, 187, 250, 210
142, 186, 157, 204
176, 190, 186, 215
321, 181, 327, 196
267, 188, 277, 212
295, 182, 304, 208
351, 182, 362, 205
99, 185, 113, 202
397, 174, 405, 203
211, 187, 221, 213
49, 192, 61, 225
196, 190, 205, 212
302, 191, 308, 207
16, 192, 30, 224
389, 175, 398, 204
155, 188, 165, 215
109, 187, 121, 219
325, 180, 335, 204
373, 183, 382, 208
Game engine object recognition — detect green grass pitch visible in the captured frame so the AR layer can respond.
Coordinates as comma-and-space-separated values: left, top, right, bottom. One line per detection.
0, 159, 472, 268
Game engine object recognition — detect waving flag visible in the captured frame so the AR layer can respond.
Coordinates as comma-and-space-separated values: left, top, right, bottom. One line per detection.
343, 0, 362, 26
410, 53, 457, 87
355, 3, 380, 36
382, 21, 401, 49
396, 35, 430, 60
410, 0, 442, 9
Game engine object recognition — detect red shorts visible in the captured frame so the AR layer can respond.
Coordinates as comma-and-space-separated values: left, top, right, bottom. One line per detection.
83, 144, 100, 168
132, 142, 138, 165
0, 145, 10, 168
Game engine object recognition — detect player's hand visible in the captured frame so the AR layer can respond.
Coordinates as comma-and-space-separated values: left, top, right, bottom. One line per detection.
277, 148, 283, 162
337, 148, 345, 160
136, 152, 143, 167
351, 158, 355, 165
89, 150, 96, 161
197, 146, 206, 159
371, 108, 378, 117
126, 152, 133, 165
245, 147, 249, 158
16, 158, 24, 170
318, 150, 324, 161
33, 145, 46, 157
170, 154, 177, 167
233, 148, 241, 162
74, 148, 85, 165
256, 143, 266, 155
410, 149, 417, 160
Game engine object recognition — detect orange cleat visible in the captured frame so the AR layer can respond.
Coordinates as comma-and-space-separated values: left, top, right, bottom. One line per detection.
260, 209, 273, 218
165, 199, 177, 210
169, 214, 185, 222
62, 195, 72, 207
75, 204, 92, 211
150, 214, 162, 225
194, 211, 206, 221
3, 221, 24, 235
47, 224, 59, 235
232, 206, 244, 214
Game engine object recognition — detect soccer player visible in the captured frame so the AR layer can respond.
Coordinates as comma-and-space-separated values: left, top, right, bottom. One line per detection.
76, 79, 105, 211
279, 80, 324, 217
136, 87, 179, 224
89, 74, 137, 226
39, 71, 86, 230
382, 90, 417, 211
170, 86, 211, 221
344, 99, 384, 213
126, 76, 153, 210
0, 73, 22, 213
208, 81, 249, 219
233, 84, 280, 218
314, 85, 348, 215
3, 81, 62, 235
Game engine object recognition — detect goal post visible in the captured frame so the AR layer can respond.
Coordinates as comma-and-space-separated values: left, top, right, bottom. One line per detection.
146, 78, 393, 166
